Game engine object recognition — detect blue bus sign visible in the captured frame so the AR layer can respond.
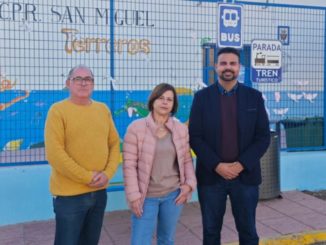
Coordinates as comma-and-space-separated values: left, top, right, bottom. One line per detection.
251, 40, 282, 83
217, 4, 243, 48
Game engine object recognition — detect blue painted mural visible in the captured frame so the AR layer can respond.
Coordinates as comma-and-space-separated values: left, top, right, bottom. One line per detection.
0, 88, 323, 155
0, 89, 195, 154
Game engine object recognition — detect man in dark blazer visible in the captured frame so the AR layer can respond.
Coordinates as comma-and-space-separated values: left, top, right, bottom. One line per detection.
189, 47, 270, 245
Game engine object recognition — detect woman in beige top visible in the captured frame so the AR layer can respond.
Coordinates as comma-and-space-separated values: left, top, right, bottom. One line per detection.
123, 83, 197, 245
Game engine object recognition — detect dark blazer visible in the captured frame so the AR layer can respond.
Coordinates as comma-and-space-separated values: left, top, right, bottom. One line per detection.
189, 83, 270, 186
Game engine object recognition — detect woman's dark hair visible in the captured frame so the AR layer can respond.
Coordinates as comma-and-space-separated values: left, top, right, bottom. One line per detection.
147, 83, 178, 116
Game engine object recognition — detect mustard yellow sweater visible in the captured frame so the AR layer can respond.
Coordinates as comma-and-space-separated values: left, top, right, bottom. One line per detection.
45, 99, 120, 196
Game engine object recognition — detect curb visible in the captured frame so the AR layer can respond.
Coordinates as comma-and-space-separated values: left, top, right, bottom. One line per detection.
225, 230, 326, 245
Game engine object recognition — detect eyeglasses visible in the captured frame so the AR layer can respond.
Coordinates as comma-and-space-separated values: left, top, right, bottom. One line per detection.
71, 76, 94, 85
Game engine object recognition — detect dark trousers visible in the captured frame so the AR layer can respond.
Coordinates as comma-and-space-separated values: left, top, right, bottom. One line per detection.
53, 189, 107, 245
198, 179, 259, 245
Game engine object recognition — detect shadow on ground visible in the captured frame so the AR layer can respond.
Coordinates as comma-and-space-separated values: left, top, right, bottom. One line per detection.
303, 190, 326, 201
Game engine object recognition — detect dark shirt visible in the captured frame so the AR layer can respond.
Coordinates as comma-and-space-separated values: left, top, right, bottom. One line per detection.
218, 82, 239, 162
217, 81, 239, 96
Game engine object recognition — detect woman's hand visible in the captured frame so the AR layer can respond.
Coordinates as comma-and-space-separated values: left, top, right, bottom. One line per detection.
131, 198, 143, 217
175, 184, 192, 205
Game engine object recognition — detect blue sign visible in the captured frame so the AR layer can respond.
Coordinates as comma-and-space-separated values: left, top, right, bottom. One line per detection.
250, 40, 282, 83
217, 4, 243, 48
278, 26, 290, 45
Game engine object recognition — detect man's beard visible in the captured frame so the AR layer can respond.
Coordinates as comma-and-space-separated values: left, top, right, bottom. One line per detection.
219, 70, 237, 82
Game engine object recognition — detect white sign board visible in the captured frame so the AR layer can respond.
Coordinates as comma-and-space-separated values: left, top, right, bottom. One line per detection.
250, 40, 282, 83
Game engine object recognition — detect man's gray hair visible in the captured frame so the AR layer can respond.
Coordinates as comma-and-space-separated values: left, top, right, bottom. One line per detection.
67, 65, 94, 80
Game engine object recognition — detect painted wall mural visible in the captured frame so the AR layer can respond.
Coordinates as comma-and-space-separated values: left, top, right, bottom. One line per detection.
0, 0, 325, 165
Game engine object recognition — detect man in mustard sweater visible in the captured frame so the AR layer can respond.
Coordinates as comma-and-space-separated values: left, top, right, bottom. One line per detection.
45, 65, 120, 245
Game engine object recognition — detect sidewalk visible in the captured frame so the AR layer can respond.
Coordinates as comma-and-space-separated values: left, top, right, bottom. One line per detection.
0, 191, 325, 245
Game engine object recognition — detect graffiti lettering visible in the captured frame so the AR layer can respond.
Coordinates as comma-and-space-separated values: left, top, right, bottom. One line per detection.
61, 28, 151, 55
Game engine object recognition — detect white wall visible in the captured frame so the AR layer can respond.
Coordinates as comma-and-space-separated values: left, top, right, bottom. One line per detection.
1, 151, 326, 226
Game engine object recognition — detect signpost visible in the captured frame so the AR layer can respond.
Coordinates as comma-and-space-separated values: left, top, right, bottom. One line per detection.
251, 40, 282, 83
217, 3, 243, 48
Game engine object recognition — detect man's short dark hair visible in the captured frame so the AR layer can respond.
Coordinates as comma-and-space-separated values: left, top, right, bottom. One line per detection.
148, 83, 178, 116
216, 47, 240, 63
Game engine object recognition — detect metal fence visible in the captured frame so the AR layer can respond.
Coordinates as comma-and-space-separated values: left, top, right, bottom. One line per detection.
202, 1, 325, 151
1, 0, 325, 167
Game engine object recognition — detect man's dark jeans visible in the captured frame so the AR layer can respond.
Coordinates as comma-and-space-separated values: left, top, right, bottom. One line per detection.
198, 179, 259, 245
53, 189, 107, 245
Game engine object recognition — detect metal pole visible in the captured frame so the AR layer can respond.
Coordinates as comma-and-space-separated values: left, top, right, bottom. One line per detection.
323, 9, 326, 148
109, 0, 115, 117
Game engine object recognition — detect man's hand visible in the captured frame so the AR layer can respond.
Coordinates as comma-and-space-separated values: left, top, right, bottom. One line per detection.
130, 198, 143, 217
215, 162, 244, 180
231, 161, 244, 174
88, 171, 109, 188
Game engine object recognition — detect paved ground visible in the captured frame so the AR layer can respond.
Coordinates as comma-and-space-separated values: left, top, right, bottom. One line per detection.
0, 191, 325, 245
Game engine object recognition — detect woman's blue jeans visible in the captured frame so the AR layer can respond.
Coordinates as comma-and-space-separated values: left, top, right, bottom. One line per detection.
53, 189, 107, 245
131, 189, 183, 245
